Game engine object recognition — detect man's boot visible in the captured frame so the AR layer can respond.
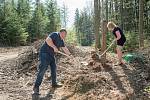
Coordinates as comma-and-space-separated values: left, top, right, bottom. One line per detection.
33, 86, 40, 95
52, 82, 63, 88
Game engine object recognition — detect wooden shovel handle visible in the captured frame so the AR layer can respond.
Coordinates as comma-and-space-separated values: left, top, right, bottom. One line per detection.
57, 51, 70, 57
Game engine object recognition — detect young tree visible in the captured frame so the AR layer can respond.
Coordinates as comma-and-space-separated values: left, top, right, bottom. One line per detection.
74, 1, 94, 46
139, 0, 144, 48
28, 0, 47, 41
61, 2, 68, 28
46, 0, 60, 33
0, 0, 28, 46
74, 8, 81, 44
79, 9, 93, 46
17, 0, 31, 29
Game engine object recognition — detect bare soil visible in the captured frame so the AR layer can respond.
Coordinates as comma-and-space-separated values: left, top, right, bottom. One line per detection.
0, 44, 150, 100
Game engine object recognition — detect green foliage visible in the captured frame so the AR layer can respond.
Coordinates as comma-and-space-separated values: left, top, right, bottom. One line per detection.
106, 32, 115, 51
74, 8, 81, 44
74, 7, 94, 46
3, 16, 28, 45
65, 27, 77, 44
0, 0, 28, 46
17, 0, 31, 29
61, 3, 68, 28
124, 31, 139, 50
0, 0, 62, 45
28, 2, 47, 41
0, 0, 149, 48
46, 0, 60, 33
19, 31, 29, 45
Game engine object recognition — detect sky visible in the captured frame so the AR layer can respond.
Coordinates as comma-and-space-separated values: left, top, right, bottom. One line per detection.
57, 0, 92, 28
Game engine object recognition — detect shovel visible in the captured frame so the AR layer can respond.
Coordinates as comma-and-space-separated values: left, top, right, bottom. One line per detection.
57, 51, 70, 58
97, 39, 115, 59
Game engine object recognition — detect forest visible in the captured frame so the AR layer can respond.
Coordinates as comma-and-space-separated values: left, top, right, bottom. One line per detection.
0, 0, 149, 49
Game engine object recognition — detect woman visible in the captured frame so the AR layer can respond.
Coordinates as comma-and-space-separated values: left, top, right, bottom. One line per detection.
107, 22, 126, 65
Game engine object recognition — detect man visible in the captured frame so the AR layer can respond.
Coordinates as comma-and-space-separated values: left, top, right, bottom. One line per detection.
107, 22, 126, 65
33, 29, 71, 94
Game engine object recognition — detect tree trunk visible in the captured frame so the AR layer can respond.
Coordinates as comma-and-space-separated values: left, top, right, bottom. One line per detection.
101, 20, 107, 65
109, 1, 112, 19
101, 0, 104, 20
114, 0, 118, 20
135, 0, 138, 32
94, 0, 101, 49
106, 0, 108, 22
36, 0, 40, 39
120, 0, 123, 30
139, 0, 144, 48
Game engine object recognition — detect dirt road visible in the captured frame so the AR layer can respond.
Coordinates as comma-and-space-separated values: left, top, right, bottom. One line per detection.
0, 53, 18, 61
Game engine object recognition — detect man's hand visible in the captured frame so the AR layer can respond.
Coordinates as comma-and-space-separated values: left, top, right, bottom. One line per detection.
68, 54, 74, 59
53, 47, 59, 53
66, 54, 74, 60
61, 46, 72, 56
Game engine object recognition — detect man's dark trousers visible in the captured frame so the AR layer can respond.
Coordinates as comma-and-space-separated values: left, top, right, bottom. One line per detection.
34, 52, 57, 88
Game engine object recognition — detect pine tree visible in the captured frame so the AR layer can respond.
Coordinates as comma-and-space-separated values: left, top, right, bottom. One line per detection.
17, 0, 31, 29
46, 0, 60, 33
74, 2, 94, 46
61, 2, 68, 28
0, 0, 28, 46
28, 0, 47, 41
74, 8, 81, 44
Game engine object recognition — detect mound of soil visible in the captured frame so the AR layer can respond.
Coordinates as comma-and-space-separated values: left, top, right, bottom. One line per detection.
0, 41, 150, 100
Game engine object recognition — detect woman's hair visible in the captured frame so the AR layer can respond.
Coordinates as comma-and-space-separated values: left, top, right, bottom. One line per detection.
107, 21, 117, 29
